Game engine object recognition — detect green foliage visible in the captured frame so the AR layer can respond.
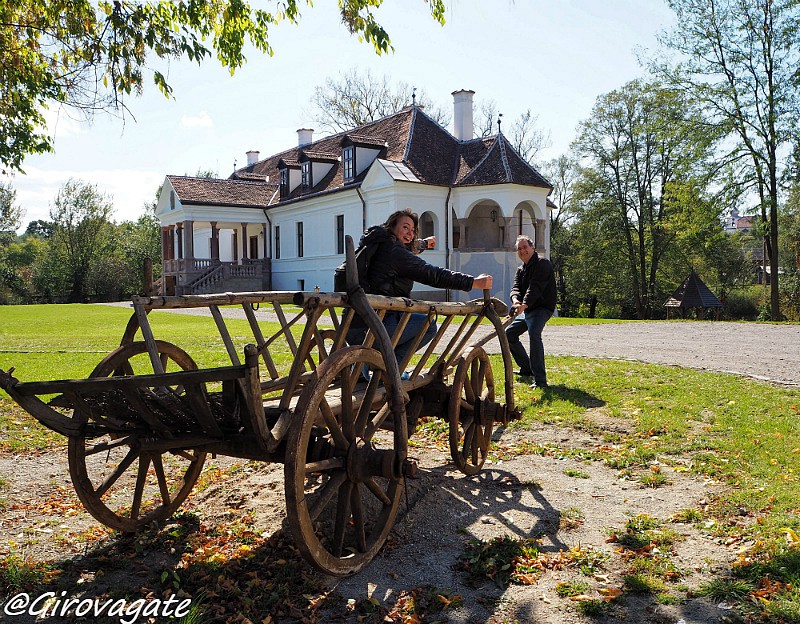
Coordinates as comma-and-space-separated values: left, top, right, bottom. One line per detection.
35, 179, 115, 302
570, 80, 720, 319
723, 286, 763, 321
0, 0, 446, 173
0, 181, 23, 233
656, 0, 800, 321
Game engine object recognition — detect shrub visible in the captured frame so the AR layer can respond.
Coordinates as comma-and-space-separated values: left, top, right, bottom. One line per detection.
722, 286, 763, 320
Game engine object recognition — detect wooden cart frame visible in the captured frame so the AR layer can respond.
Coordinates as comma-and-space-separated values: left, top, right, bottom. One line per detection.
0, 237, 520, 575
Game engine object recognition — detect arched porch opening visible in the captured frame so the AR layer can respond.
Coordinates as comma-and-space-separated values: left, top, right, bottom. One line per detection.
453, 200, 506, 251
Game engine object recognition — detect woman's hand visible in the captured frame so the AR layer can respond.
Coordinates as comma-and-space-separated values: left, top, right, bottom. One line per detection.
423, 236, 436, 249
473, 274, 493, 290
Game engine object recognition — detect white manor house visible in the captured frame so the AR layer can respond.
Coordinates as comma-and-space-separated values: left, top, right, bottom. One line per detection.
156, 90, 553, 302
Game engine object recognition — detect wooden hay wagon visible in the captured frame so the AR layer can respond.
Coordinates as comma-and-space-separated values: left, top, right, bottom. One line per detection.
0, 237, 520, 575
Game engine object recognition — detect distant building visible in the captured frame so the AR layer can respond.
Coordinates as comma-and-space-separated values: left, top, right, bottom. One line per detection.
156, 90, 553, 300
723, 208, 754, 234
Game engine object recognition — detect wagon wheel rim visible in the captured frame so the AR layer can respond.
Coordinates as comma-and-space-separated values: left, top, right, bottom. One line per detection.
448, 346, 495, 475
285, 346, 405, 575
68, 341, 207, 533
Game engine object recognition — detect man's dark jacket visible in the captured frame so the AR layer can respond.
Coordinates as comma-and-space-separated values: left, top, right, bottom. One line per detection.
359, 226, 474, 297
509, 252, 557, 313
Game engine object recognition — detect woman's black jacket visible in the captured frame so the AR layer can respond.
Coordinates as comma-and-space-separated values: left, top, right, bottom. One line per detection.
359, 226, 474, 298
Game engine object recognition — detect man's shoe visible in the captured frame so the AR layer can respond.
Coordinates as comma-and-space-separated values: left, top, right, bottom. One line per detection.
514, 369, 533, 377
529, 381, 549, 389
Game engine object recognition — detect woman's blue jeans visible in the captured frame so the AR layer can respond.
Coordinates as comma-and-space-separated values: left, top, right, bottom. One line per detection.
346, 311, 437, 364
505, 307, 552, 385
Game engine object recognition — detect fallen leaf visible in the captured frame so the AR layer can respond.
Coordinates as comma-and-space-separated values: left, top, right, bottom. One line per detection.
598, 587, 623, 601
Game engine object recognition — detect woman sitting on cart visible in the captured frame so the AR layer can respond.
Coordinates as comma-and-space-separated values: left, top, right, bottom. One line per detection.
347, 208, 493, 367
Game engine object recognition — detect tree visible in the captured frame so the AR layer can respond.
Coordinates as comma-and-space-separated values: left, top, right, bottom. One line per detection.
0, 181, 24, 239
653, 0, 800, 320
39, 179, 115, 302
308, 68, 450, 133
0, 0, 446, 174
540, 154, 580, 314
474, 100, 550, 165
572, 80, 717, 319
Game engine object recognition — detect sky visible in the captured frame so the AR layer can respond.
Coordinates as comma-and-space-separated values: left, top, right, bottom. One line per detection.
4, 0, 675, 229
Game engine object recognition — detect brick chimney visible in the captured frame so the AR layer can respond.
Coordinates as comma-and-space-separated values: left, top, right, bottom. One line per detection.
297, 128, 314, 146
246, 150, 260, 166
452, 89, 475, 141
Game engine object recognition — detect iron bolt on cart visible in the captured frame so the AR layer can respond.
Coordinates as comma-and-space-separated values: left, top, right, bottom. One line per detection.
0, 236, 520, 575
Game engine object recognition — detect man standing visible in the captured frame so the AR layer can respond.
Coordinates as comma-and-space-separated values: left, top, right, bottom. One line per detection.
505, 235, 557, 389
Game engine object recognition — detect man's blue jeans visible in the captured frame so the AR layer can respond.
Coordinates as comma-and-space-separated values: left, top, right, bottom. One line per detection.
505, 307, 552, 385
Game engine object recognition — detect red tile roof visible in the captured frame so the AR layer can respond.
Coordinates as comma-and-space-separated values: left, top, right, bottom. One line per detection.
168, 106, 552, 208
167, 176, 276, 208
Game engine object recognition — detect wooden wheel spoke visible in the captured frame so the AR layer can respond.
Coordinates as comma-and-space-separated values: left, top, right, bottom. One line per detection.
96, 446, 139, 497
172, 449, 198, 461
84, 436, 133, 457
332, 481, 353, 557
340, 372, 355, 440
351, 484, 367, 552
355, 374, 381, 437
305, 457, 345, 473
319, 399, 349, 450
464, 373, 476, 403
462, 425, 476, 459
364, 478, 392, 506
308, 471, 347, 521
365, 403, 391, 439
470, 425, 482, 464
130, 455, 151, 520
151, 454, 171, 505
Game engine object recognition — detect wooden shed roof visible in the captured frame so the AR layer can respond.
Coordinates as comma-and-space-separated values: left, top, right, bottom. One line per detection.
664, 270, 722, 309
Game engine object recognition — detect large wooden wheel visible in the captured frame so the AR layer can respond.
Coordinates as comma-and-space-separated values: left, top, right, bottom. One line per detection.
285, 346, 406, 575
68, 341, 207, 532
449, 346, 496, 475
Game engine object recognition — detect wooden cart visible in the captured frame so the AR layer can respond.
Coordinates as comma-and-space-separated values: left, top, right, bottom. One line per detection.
0, 237, 520, 575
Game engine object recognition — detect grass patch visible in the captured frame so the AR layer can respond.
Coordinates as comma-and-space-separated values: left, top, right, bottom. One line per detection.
555, 580, 590, 597
639, 464, 671, 488
694, 577, 754, 602
563, 467, 590, 479
0, 554, 55, 592
566, 546, 609, 575
575, 598, 610, 616
671, 507, 704, 523
559, 506, 585, 530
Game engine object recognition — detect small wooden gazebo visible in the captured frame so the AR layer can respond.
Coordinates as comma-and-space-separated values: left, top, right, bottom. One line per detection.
664, 270, 723, 319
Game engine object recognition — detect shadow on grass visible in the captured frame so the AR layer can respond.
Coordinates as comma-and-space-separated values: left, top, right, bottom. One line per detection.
538, 384, 606, 408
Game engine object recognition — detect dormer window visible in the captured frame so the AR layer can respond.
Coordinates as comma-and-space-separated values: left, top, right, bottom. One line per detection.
343, 146, 355, 181
279, 168, 289, 196
301, 161, 312, 190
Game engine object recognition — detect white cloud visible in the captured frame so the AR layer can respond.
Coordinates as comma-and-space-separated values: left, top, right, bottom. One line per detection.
180, 111, 214, 128
10, 166, 164, 228
40, 105, 86, 140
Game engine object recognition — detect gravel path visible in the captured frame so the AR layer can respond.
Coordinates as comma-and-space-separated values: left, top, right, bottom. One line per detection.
531, 321, 800, 387
107, 303, 800, 386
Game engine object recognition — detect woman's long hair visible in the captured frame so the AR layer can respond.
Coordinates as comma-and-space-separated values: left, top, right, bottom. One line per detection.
382, 208, 419, 240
